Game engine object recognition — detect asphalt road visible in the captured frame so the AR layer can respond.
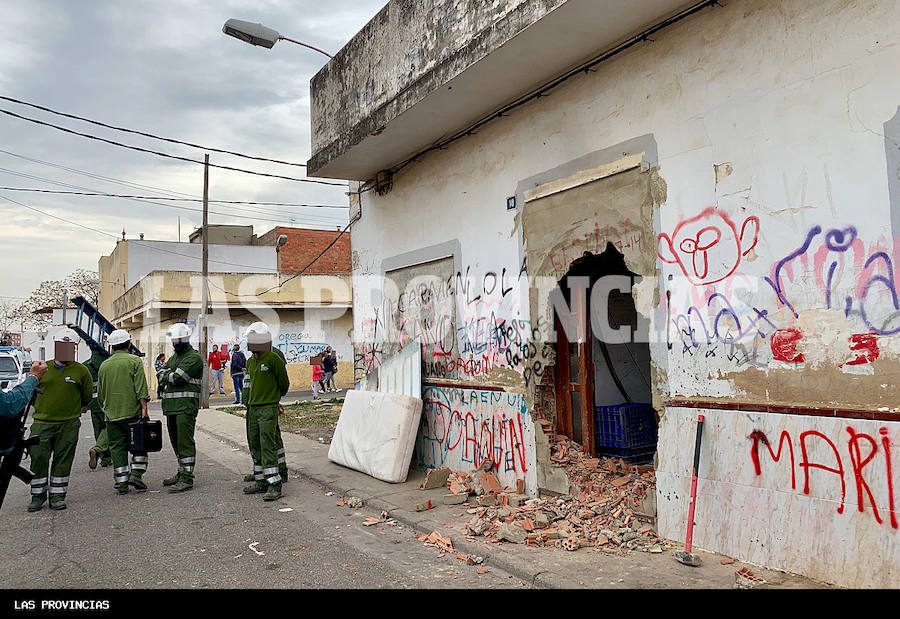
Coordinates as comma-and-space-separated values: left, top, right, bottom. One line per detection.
0, 419, 527, 589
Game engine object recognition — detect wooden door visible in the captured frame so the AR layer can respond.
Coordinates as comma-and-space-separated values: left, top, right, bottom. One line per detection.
554, 286, 596, 455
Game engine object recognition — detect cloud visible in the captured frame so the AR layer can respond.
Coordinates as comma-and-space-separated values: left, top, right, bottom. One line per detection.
0, 0, 384, 298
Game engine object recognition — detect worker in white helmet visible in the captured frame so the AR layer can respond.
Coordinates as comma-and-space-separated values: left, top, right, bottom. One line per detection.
97, 329, 150, 495
157, 322, 203, 493
26, 329, 93, 512
242, 322, 289, 501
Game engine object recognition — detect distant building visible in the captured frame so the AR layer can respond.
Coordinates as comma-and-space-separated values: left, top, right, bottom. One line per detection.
98, 225, 353, 393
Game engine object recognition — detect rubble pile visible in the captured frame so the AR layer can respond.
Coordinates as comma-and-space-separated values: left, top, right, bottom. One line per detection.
441, 435, 667, 554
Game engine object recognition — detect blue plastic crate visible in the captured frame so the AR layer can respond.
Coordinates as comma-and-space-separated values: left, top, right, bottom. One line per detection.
596, 445, 657, 465
594, 403, 657, 450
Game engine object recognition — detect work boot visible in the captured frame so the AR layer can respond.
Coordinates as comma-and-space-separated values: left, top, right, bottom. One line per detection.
116, 484, 130, 496
88, 448, 98, 470
128, 474, 148, 492
168, 480, 193, 493
49, 496, 67, 511
263, 483, 283, 502
162, 474, 180, 487
243, 481, 267, 495
27, 494, 47, 512
243, 473, 256, 483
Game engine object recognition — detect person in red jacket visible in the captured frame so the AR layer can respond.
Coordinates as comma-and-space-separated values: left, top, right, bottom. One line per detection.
208, 344, 226, 396
311, 363, 323, 400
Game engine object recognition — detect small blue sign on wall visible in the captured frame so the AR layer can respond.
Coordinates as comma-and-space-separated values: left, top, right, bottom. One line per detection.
506, 196, 517, 211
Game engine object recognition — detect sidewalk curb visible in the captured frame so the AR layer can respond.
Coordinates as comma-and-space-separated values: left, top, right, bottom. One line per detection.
196, 420, 558, 588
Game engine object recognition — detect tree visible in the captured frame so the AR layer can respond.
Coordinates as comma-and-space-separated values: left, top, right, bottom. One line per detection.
0, 298, 22, 342
12, 269, 100, 331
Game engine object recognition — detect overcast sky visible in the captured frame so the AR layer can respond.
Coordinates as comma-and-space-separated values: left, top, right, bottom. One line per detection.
0, 0, 385, 301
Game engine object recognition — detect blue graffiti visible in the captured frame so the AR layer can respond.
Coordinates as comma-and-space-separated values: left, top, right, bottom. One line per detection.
674, 293, 777, 349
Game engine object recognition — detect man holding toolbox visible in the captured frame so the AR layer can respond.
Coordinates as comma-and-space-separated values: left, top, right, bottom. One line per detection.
97, 329, 150, 495
157, 323, 203, 493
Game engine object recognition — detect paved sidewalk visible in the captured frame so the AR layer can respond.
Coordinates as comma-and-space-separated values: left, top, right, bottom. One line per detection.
195, 408, 831, 589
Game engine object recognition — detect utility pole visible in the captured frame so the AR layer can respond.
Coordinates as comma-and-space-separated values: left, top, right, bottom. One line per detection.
200, 154, 210, 410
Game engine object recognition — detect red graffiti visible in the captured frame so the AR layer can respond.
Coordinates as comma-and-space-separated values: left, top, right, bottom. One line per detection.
750, 426, 898, 529
750, 430, 795, 489
800, 431, 846, 514
881, 428, 898, 529
843, 333, 880, 367
658, 207, 759, 285
846, 427, 882, 524
770, 328, 806, 364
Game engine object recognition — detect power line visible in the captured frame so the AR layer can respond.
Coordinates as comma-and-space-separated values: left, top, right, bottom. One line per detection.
0, 150, 351, 220
0, 187, 349, 210
207, 221, 352, 299
354, 0, 720, 195
0, 148, 206, 199
0, 107, 347, 186
0, 193, 283, 272
0, 170, 347, 225
0, 95, 310, 168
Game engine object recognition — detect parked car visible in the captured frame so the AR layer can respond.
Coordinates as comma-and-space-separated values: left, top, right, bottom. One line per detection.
0, 346, 32, 392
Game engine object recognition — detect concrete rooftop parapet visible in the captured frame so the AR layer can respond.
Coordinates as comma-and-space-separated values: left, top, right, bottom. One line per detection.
308, 0, 696, 180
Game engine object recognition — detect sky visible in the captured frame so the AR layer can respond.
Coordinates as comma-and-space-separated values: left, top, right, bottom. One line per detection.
0, 0, 386, 301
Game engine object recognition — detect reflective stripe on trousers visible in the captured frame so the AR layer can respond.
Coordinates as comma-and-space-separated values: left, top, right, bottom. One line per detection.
30, 476, 48, 495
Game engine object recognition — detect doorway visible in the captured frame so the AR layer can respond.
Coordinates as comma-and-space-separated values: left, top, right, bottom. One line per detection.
553, 243, 654, 460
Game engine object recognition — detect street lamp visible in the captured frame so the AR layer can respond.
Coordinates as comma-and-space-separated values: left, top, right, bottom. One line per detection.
223, 19, 334, 59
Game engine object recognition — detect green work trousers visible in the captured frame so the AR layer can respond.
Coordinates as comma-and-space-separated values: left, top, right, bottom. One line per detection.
247, 406, 281, 487
28, 419, 81, 502
90, 410, 111, 462
246, 409, 286, 482
107, 416, 148, 490
166, 411, 197, 484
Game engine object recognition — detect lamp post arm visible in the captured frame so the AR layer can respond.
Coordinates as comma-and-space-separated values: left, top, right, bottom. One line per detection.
278, 36, 333, 59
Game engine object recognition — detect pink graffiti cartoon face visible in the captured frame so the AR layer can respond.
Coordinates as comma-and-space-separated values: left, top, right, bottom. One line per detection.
658, 207, 759, 285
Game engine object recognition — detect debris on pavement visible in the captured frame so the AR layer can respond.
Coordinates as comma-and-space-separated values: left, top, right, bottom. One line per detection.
278, 508, 293, 513
735, 567, 767, 589
420, 467, 451, 490
347, 496, 364, 509
414, 500, 435, 512
444, 435, 663, 554
325, 491, 334, 496
418, 531, 454, 553
248, 542, 265, 556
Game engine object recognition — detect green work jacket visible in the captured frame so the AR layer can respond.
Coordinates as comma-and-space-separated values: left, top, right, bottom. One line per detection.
157, 345, 203, 415
97, 350, 150, 422
246, 350, 289, 408
33, 360, 92, 423
84, 349, 109, 413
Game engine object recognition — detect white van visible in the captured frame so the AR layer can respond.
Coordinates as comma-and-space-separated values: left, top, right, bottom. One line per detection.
0, 347, 31, 392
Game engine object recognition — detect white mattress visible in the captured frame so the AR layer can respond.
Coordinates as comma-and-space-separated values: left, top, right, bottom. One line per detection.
328, 389, 424, 483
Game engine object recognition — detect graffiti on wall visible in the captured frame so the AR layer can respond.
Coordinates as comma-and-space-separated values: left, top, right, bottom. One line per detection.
658, 207, 759, 286
749, 424, 897, 530
662, 208, 900, 375
417, 386, 533, 488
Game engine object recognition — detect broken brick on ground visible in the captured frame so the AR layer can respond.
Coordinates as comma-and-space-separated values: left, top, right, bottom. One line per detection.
434, 434, 666, 554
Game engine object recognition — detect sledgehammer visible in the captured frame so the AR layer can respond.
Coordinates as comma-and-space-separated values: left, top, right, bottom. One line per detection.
675, 413, 705, 567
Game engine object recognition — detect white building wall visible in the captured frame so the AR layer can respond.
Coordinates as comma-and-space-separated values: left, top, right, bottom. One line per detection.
348, 0, 900, 586
125, 241, 277, 289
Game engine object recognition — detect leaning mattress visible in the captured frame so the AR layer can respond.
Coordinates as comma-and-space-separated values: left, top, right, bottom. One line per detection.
327, 389, 424, 483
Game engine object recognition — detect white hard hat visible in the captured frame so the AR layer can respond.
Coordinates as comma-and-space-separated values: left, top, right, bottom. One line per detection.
166, 323, 192, 341
244, 322, 270, 337
107, 329, 131, 346
54, 328, 79, 342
